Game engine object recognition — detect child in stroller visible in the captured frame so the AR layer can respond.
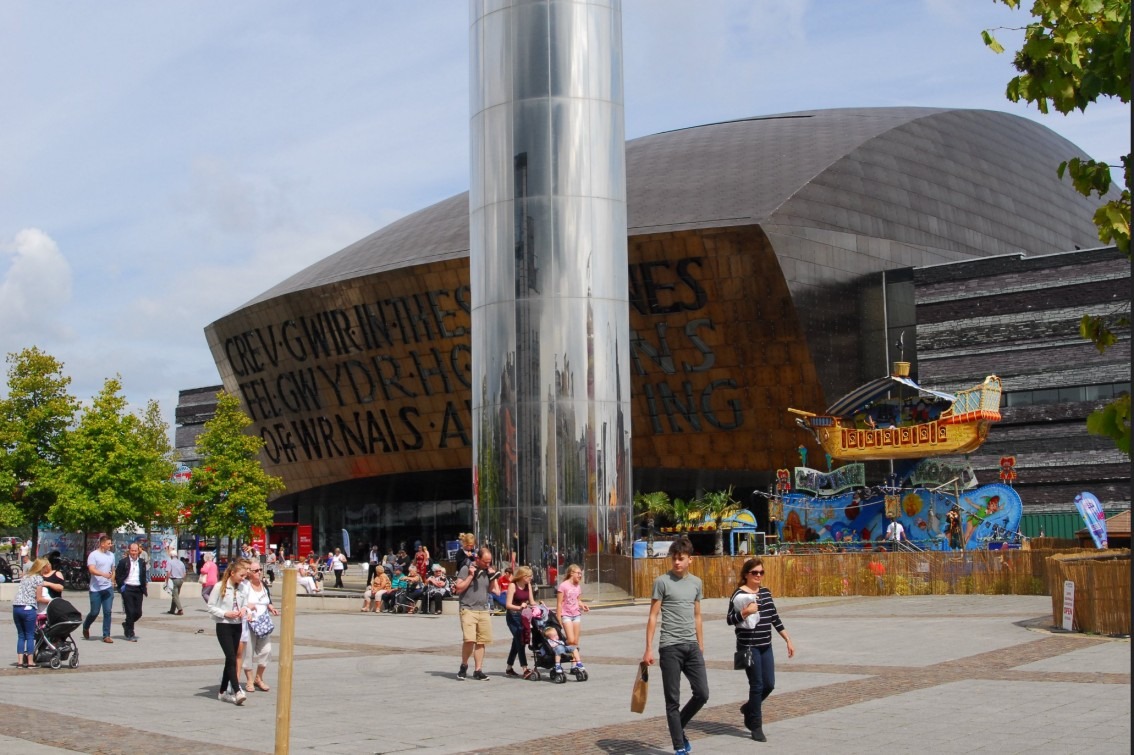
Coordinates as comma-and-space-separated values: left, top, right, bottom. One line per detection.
527, 605, 588, 683
33, 598, 82, 669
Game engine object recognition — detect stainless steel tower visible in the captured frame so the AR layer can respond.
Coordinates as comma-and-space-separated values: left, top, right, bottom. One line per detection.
470, 0, 632, 600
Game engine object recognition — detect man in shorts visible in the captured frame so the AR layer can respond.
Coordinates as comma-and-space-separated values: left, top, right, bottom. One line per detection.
453, 545, 501, 680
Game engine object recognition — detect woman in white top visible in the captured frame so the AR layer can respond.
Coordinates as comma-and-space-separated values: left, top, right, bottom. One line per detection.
239, 560, 280, 693
296, 561, 320, 594
206, 558, 251, 705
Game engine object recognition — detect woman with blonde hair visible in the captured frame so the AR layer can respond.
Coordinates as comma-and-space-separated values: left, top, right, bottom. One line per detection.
455, 533, 476, 574
207, 559, 251, 705
504, 565, 537, 678
12, 557, 52, 667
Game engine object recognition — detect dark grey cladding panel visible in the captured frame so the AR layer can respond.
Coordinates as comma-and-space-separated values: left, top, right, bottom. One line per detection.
224, 107, 1106, 316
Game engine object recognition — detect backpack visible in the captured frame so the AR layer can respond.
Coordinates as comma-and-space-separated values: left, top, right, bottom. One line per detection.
726, 588, 743, 627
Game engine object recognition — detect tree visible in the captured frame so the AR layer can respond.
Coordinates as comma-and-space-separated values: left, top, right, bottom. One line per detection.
0, 348, 78, 550
188, 391, 282, 543
633, 490, 672, 554
696, 486, 742, 555
48, 377, 177, 535
984, 0, 1131, 455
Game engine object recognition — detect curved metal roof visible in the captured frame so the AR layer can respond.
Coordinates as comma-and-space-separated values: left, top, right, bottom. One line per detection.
231, 107, 1102, 311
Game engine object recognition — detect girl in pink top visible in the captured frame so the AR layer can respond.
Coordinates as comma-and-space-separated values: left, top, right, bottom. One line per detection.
556, 564, 589, 668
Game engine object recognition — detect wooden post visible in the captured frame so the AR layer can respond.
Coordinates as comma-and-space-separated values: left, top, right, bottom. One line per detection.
274, 567, 297, 755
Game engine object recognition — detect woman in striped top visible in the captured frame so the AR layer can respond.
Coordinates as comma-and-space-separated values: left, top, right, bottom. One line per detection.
732, 557, 795, 742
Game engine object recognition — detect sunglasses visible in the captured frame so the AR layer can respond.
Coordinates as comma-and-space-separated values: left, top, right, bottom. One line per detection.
748, 569, 765, 576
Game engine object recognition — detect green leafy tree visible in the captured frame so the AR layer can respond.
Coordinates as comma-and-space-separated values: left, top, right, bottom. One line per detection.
0, 348, 78, 548
633, 490, 672, 553
188, 391, 282, 542
48, 377, 177, 535
695, 486, 742, 555
984, 0, 1131, 455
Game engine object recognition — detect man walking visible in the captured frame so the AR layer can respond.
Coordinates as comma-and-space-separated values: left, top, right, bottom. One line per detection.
643, 536, 707, 755
115, 542, 148, 641
453, 545, 501, 681
166, 546, 186, 615
83, 535, 116, 643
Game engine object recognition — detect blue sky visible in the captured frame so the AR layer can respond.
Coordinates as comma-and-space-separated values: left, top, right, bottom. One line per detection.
0, 1, 1128, 437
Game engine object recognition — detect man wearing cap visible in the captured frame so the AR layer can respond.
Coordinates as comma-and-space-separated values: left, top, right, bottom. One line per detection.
83, 535, 117, 643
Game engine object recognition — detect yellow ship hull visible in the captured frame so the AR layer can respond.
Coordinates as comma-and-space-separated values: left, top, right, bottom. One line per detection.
814, 417, 995, 461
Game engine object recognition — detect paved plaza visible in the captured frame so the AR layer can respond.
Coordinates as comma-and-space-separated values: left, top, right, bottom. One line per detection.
0, 586, 1128, 754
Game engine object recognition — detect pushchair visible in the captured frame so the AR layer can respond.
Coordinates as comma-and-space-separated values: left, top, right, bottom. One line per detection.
33, 598, 82, 669
526, 604, 588, 683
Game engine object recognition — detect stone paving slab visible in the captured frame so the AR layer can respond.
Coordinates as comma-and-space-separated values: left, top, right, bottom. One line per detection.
0, 593, 1127, 754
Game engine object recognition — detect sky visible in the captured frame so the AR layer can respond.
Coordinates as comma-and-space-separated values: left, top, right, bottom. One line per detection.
1, 1, 1129, 440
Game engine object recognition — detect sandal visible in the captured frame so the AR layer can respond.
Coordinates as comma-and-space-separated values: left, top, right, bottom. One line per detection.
522, 668, 533, 680
254, 680, 271, 692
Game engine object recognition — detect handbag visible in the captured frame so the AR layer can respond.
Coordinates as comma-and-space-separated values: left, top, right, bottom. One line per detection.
250, 610, 275, 637
734, 647, 751, 670
630, 661, 649, 714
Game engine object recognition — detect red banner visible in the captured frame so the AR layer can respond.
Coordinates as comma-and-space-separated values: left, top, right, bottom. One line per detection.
297, 525, 313, 558
250, 526, 267, 554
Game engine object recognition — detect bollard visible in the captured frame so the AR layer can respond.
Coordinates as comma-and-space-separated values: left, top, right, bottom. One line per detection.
275, 567, 297, 754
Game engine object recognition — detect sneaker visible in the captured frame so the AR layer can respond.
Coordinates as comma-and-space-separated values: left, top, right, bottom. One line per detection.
473, 669, 489, 681
126, 636, 138, 642
456, 664, 468, 681
683, 734, 692, 753
554, 664, 563, 673
219, 691, 235, 703
505, 667, 519, 677
674, 749, 688, 755
234, 689, 247, 706
575, 662, 586, 671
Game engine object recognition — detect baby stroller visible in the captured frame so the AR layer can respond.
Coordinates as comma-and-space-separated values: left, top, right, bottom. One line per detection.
33, 598, 82, 669
526, 604, 588, 683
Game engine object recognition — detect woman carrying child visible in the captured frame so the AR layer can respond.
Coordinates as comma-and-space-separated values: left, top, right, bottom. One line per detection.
556, 563, 589, 674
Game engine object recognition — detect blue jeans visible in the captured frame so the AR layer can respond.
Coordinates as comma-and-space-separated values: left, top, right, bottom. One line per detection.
659, 642, 709, 749
83, 588, 114, 638
12, 604, 37, 655
742, 645, 776, 729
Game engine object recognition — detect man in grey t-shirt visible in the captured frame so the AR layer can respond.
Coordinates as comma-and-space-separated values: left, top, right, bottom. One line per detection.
453, 545, 501, 681
82, 535, 116, 643
643, 537, 707, 755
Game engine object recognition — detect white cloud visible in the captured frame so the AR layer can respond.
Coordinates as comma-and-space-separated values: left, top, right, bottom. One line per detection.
0, 228, 73, 349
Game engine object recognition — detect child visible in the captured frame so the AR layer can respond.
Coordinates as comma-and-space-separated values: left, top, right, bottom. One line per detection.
556, 563, 589, 672
643, 537, 706, 755
543, 625, 582, 672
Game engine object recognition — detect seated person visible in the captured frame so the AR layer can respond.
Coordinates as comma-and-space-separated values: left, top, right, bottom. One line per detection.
362, 569, 392, 612
381, 567, 409, 611
422, 564, 451, 614
401, 566, 425, 613
296, 561, 321, 594
491, 567, 512, 612
543, 626, 583, 672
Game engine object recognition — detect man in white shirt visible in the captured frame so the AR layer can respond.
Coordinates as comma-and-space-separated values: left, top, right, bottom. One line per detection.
114, 542, 148, 641
83, 536, 117, 643
885, 520, 906, 543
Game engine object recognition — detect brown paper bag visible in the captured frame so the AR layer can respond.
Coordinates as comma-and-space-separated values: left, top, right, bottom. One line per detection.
630, 661, 649, 713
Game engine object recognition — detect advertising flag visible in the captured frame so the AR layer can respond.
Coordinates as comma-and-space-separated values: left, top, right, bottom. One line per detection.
1073, 491, 1108, 549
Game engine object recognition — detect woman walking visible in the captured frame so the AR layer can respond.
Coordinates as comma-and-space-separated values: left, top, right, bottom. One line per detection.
504, 565, 537, 678
240, 560, 280, 693
730, 557, 795, 742
331, 548, 346, 588
207, 558, 251, 705
12, 558, 51, 668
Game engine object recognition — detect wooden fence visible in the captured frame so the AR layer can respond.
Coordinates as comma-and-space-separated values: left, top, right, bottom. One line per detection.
1046, 551, 1131, 636
630, 549, 1096, 600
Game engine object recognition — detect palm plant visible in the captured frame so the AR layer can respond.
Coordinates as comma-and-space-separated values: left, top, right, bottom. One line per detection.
697, 486, 742, 555
633, 491, 672, 554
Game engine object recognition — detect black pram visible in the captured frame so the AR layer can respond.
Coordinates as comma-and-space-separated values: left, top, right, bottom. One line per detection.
526, 605, 588, 683
33, 598, 81, 669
